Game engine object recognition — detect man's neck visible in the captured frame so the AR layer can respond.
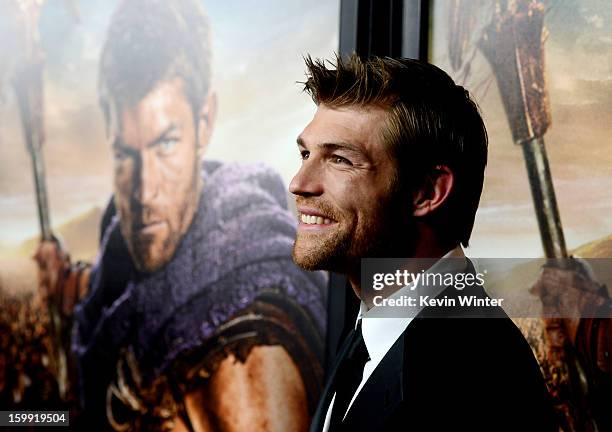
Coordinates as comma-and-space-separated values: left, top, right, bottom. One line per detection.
347, 241, 460, 301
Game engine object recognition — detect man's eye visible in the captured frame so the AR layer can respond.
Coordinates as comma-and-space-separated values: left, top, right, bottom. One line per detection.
300, 150, 310, 160
331, 155, 352, 166
113, 149, 128, 161
159, 138, 178, 154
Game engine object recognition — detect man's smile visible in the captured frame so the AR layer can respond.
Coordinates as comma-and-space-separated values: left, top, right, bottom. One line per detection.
297, 207, 337, 230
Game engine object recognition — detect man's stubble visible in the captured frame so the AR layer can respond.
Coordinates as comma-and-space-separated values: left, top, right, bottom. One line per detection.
123, 153, 202, 273
292, 192, 411, 274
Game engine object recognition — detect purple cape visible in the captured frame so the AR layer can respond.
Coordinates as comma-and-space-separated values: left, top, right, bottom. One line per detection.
72, 161, 327, 420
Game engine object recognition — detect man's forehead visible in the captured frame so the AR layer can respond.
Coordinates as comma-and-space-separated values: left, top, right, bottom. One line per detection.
299, 104, 388, 149
112, 78, 191, 144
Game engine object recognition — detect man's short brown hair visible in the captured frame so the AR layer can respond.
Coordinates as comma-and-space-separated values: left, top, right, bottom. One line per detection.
302, 54, 488, 247
99, 0, 212, 127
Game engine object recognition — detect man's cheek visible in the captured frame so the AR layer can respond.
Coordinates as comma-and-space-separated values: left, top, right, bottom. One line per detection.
163, 143, 194, 180
114, 196, 131, 226
113, 173, 133, 211
114, 157, 136, 186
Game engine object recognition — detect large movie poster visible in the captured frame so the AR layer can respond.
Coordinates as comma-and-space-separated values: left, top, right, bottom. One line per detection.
0, 1, 337, 429
431, 1, 611, 430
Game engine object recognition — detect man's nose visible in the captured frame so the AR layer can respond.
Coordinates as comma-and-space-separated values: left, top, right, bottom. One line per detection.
289, 159, 323, 197
134, 150, 159, 204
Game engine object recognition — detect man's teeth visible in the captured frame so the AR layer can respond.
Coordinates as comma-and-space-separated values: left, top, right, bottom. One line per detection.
300, 214, 332, 225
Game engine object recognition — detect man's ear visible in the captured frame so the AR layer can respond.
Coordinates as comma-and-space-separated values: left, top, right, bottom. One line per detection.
196, 90, 217, 159
412, 165, 454, 217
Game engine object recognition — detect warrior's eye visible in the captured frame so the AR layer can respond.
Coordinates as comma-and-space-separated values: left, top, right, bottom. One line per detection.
158, 138, 178, 154
113, 148, 128, 161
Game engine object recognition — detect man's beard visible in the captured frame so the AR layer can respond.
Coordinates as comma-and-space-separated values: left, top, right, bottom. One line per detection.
292, 221, 352, 272
292, 195, 411, 273
127, 223, 182, 273
121, 163, 201, 274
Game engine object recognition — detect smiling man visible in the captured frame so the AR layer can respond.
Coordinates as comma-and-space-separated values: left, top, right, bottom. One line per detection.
292, 104, 405, 282
290, 55, 558, 432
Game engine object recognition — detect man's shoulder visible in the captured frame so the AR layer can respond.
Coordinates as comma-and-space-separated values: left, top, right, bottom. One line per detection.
177, 290, 324, 373
406, 302, 532, 356
170, 290, 324, 408
401, 281, 537, 370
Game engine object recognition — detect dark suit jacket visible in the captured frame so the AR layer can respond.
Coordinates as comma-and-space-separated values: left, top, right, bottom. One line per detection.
312, 275, 559, 432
